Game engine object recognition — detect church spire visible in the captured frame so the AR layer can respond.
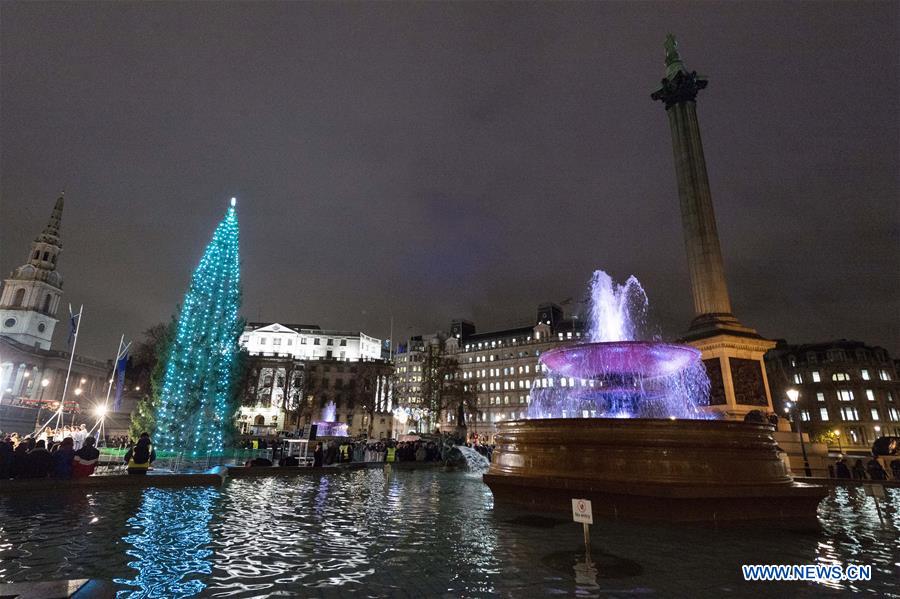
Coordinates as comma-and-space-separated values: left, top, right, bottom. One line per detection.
0, 193, 66, 349
35, 191, 64, 247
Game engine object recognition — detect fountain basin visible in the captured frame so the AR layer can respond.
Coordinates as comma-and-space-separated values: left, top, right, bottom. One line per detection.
540, 341, 700, 380
483, 418, 827, 528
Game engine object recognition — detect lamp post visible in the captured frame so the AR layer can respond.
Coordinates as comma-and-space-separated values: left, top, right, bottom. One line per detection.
33, 378, 51, 432
71, 388, 83, 426
833, 429, 843, 455
786, 389, 812, 477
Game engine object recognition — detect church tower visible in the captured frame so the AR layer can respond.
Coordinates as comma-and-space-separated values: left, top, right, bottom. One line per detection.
0, 193, 65, 350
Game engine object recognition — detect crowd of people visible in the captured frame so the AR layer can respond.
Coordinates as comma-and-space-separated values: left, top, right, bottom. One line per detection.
832, 456, 900, 481
0, 428, 157, 479
0, 433, 100, 479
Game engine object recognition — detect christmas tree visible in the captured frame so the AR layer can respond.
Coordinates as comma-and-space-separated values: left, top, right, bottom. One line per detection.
155, 198, 241, 455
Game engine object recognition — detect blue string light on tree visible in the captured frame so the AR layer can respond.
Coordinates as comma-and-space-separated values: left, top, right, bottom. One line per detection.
155, 198, 242, 456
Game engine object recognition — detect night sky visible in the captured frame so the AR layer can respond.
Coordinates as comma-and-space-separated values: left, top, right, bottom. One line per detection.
1, 2, 897, 360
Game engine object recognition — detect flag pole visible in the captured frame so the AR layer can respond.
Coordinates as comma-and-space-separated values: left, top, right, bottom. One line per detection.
53, 304, 83, 430
93, 335, 125, 443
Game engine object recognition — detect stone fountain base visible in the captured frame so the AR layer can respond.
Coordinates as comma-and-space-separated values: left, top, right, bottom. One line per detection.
483, 418, 827, 529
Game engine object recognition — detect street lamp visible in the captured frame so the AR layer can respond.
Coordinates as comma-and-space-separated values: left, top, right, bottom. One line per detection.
833, 429, 843, 455
785, 389, 812, 477
33, 378, 50, 432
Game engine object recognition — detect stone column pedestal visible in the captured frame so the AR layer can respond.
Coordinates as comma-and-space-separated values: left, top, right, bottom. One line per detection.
685, 330, 776, 419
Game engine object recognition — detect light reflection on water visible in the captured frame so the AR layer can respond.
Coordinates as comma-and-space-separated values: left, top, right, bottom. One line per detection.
0, 470, 898, 597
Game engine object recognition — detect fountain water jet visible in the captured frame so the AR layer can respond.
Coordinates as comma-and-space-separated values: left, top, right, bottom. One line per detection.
315, 400, 348, 438
527, 270, 711, 420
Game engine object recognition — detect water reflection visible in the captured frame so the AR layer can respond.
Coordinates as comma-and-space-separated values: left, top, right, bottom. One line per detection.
0, 474, 898, 597
114, 487, 218, 598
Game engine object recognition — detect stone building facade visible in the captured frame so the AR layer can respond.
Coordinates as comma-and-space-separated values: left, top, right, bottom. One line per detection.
391, 304, 582, 442
765, 340, 900, 450
236, 322, 393, 439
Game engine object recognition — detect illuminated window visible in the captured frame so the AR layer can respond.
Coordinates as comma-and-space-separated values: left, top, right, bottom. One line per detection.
816, 392, 825, 402
871, 408, 880, 420
811, 371, 821, 382
861, 369, 871, 380
879, 370, 892, 381
840, 406, 859, 421
889, 407, 900, 422
831, 372, 850, 382
866, 390, 876, 402
801, 410, 810, 421
819, 408, 829, 421
837, 390, 854, 402
792, 373, 802, 384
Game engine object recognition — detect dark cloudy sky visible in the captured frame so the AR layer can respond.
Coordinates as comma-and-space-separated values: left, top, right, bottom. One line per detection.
2, 1, 897, 359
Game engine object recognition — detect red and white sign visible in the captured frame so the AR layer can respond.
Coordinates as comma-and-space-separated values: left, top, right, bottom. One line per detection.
572, 498, 593, 524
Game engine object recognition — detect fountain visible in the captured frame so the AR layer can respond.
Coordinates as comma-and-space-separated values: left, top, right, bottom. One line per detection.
483, 270, 826, 528
314, 401, 349, 438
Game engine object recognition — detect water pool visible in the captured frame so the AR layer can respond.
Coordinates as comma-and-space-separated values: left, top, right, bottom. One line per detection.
0, 469, 898, 597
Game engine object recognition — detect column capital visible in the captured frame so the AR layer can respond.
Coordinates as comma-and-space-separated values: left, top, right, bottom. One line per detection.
651, 69, 708, 109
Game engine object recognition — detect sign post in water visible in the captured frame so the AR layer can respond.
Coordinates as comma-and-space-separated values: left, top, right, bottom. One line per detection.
572, 498, 593, 562
864, 484, 886, 525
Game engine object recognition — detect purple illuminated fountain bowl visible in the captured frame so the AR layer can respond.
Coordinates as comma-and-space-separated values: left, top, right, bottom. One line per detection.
539, 341, 700, 380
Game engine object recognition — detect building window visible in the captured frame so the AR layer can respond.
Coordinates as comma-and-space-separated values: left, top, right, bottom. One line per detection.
327, 339, 334, 346
314, 338, 321, 345
879, 370, 892, 381
871, 408, 880, 421
832, 372, 850, 382
889, 407, 900, 422
3, 318, 15, 328
820, 408, 829, 421
301, 338, 307, 344
837, 390, 854, 402
259, 337, 266, 345
816, 392, 825, 402
12, 288, 25, 307
800, 410, 810, 422
840, 406, 859, 421
861, 369, 871, 380
287, 339, 293, 346
866, 389, 876, 402
340, 339, 347, 346
273, 338, 281, 345
811, 371, 821, 382
792, 373, 803, 384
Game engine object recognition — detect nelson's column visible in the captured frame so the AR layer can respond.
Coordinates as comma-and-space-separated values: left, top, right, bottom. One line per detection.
652, 35, 776, 418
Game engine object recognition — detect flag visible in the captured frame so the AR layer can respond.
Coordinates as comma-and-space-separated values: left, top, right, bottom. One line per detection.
113, 351, 128, 411
67, 307, 79, 347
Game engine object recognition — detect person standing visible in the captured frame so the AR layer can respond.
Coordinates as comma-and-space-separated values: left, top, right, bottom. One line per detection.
73, 436, 100, 478
24, 440, 53, 478
124, 433, 155, 475
834, 457, 852, 479
51, 437, 75, 479
313, 443, 324, 468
